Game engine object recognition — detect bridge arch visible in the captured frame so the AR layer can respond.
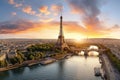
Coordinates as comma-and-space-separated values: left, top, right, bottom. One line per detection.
72, 44, 107, 56
88, 45, 99, 50
76, 45, 102, 56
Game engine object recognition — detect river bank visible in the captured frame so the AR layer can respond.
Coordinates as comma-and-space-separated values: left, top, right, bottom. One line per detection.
0, 60, 41, 72
100, 54, 120, 80
0, 53, 72, 72
100, 54, 110, 80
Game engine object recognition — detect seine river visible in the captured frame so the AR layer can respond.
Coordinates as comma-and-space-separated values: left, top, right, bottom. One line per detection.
0, 53, 102, 80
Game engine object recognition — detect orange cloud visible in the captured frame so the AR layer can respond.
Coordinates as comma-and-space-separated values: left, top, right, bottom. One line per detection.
11, 12, 16, 16
22, 6, 36, 15
39, 6, 50, 15
0, 20, 35, 34
51, 4, 62, 16
8, 0, 22, 8
8, 0, 15, 4
14, 3, 22, 7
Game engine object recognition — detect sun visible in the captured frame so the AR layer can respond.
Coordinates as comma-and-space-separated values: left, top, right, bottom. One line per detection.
65, 33, 85, 42
72, 34, 85, 43
74, 37, 84, 43
75, 38, 82, 41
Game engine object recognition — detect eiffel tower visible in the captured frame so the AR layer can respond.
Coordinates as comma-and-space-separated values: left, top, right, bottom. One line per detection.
55, 15, 69, 51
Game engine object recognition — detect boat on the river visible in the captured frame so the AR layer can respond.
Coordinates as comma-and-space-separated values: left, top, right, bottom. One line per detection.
40, 58, 56, 65
94, 67, 101, 76
28, 62, 39, 66
64, 54, 72, 59
65, 55, 71, 59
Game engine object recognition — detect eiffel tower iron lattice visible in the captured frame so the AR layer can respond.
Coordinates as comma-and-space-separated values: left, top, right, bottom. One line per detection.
55, 15, 69, 51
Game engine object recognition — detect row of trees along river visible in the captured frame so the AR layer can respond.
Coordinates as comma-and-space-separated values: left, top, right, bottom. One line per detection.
0, 43, 67, 68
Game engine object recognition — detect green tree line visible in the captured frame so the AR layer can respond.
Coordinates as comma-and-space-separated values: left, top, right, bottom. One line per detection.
27, 43, 54, 52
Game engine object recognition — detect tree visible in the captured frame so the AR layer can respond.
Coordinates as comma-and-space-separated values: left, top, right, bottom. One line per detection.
9, 57, 18, 65
0, 60, 8, 67
16, 55, 23, 64
29, 55, 34, 60
26, 43, 54, 52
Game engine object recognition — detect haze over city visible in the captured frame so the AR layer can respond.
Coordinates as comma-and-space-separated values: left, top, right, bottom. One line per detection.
0, 0, 120, 39
0, 0, 120, 80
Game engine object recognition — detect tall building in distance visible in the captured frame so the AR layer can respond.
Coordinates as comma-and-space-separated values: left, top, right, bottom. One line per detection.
55, 15, 69, 51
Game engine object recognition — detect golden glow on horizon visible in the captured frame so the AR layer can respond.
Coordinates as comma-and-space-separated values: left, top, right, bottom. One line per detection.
75, 38, 82, 41
74, 38, 83, 43
65, 33, 85, 40
6, 21, 112, 39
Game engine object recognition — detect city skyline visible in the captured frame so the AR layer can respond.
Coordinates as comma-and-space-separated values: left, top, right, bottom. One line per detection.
0, 0, 120, 39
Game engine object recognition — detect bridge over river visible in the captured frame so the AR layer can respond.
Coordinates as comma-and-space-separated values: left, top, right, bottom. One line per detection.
71, 47, 107, 55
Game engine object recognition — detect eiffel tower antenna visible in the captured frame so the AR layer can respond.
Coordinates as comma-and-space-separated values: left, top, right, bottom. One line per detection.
60, 4, 63, 16
59, 5, 63, 36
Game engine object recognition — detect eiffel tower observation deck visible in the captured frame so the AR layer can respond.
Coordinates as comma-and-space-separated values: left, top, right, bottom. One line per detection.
55, 15, 69, 51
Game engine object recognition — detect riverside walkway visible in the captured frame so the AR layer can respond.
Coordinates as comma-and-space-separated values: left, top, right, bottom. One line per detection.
102, 54, 120, 80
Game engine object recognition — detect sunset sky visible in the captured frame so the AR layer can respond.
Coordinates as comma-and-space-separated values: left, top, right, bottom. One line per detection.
0, 0, 120, 39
